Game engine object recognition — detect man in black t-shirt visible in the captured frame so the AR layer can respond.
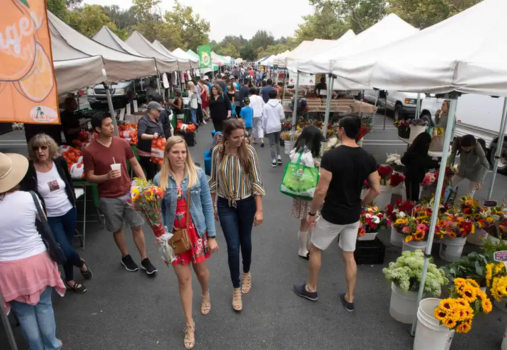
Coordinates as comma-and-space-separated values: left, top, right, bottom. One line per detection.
294, 117, 380, 312
315, 76, 327, 96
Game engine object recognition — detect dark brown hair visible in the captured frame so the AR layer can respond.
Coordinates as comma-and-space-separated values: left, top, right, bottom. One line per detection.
219, 119, 250, 174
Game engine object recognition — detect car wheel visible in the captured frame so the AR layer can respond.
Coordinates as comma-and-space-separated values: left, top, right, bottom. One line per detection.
420, 112, 433, 126
394, 104, 404, 121
490, 142, 507, 175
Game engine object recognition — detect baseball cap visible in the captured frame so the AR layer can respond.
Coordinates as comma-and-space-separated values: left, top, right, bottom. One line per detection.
147, 101, 164, 111
203, 76, 209, 81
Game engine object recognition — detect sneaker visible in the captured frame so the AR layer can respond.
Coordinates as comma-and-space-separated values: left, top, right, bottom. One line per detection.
293, 283, 318, 302
277, 159, 282, 166
271, 161, 277, 168
141, 258, 158, 276
121, 255, 139, 272
203, 120, 207, 124
340, 293, 355, 312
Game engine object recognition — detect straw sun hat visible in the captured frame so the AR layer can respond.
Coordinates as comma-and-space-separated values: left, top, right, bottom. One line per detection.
0, 152, 29, 193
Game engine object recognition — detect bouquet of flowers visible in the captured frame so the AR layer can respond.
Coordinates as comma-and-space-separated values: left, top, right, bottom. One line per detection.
486, 262, 507, 302
435, 214, 457, 240
393, 216, 426, 242
458, 195, 482, 219
356, 124, 372, 142
410, 119, 428, 127
386, 199, 415, 223
389, 172, 405, 188
386, 153, 405, 172
129, 178, 175, 264
378, 165, 393, 185
421, 172, 436, 186
394, 120, 409, 129
383, 250, 448, 296
450, 214, 476, 238
434, 278, 492, 333
358, 206, 390, 237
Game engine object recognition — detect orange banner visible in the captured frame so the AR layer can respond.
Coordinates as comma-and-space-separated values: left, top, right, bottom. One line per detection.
0, 0, 59, 124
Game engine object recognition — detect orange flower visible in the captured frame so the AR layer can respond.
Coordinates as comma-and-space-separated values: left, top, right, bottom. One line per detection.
358, 228, 366, 237
404, 235, 414, 243
414, 231, 425, 241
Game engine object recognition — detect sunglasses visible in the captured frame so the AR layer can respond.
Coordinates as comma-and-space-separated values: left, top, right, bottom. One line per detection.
32, 146, 48, 151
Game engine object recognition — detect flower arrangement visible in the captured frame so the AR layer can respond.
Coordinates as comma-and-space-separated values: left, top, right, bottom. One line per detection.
280, 131, 292, 141
386, 153, 405, 172
386, 199, 415, 223
410, 119, 428, 126
421, 172, 436, 186
389, 172, 405, 188
358, 206, 390, 236
356, 124, 372, 142
458, 195, 482, 219
383, 250, 448, 296
434, 278, 492, 333
442, 252, 490, 287
394, 120, 409, 128
452, 214, 476, 238
378, 165, 393, 185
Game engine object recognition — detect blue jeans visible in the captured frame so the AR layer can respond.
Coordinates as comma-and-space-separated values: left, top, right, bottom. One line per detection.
10, 287, 61, 350
190, 108, 197, 125
217, 197, 256, 288
47, 208, 83, 281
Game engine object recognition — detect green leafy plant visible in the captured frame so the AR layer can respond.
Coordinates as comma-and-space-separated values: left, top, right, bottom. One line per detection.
442, 252, 491, 288
383, 250, 448, 296
482, 236, 507, 255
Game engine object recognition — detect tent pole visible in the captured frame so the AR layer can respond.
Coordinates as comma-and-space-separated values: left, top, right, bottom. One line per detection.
322, 74, 334, 139
105, 84, 119, 137
281, 69, 287, 102
415, 93, 421, 119
157, 72, 162, 95
0, 293, 18, 350
487, 97, 507, 200
410, 95, 459, 336
291, 72, 300, 142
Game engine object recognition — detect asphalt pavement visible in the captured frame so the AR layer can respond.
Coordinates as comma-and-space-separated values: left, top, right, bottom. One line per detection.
1, 115, 507, 350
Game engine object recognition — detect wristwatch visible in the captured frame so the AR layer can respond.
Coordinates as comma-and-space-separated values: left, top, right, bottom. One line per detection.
308, 212, 317, 217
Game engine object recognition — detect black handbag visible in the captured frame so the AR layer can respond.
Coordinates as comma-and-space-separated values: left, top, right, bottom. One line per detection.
29, 191, 67, 265
398, 126, 410, 139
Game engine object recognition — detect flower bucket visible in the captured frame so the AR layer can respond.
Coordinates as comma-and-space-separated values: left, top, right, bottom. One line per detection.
466, 228, 488, 246
375, 185, 392, 211
414, 298, 455, 350
495, 299, 507, 313
284, 140, 292, 155
409, 125, 428, 143
402, 240, 426, 253
390, 226, 403, 247
391, 184, 406, 200
439, 237, 467, 263
389, 283, 420, 324
358, 232, 378, 241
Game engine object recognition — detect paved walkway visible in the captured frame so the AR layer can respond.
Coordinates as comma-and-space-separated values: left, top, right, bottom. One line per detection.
1, 122, 506, 349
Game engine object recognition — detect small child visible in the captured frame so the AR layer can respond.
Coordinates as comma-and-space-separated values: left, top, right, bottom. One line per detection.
239, 97, 254, 144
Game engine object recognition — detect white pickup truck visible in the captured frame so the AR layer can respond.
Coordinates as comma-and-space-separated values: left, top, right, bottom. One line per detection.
420, 94, 507, 174
364, 90, 422, 121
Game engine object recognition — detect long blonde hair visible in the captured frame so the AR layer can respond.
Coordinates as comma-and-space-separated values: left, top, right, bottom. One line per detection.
187, 81, 197, 94
159, 136, 198, 190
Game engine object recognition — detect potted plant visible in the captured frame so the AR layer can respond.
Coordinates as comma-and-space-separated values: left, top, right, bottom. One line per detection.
383, 250, 448, 324
358, 206, 390, 241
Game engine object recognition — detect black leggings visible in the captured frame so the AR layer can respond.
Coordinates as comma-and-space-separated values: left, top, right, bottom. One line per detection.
197, 104, 204, 124
139, 156, 158, 181
212, 118, 224, 132
405, 178, 421, 202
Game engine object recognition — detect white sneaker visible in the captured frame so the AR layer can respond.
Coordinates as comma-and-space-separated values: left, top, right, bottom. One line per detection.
271, 161, 277, 167
203, 120, 207, 124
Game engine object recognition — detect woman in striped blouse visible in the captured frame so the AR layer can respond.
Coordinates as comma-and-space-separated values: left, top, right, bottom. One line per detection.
209, 118, 265, 312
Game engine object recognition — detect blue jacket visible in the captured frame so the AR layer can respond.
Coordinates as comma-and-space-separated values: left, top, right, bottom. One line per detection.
154, 167, 216, 238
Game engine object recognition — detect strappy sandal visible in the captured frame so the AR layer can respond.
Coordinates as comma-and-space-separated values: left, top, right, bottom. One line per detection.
241, 273, 252, 294
64, 281, 87, 294
232, 288, 242, 312
80, 258, 93, 280
183, 322, 195, 349
201, 293, 211, 315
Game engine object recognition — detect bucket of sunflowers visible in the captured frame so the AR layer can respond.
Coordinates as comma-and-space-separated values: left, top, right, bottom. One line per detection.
386, 199, 415, 247
357, 206, 390, 241
485, 259, 507, 347
438, 212, 476, 263
413, 278, 492, 350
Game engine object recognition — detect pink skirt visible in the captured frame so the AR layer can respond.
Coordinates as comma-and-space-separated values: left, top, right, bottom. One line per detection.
0, 252, 66, 314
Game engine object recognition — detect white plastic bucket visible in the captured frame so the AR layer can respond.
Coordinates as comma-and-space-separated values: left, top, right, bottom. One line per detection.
414, 298, 455, 350
284, 140, 292, 155
391, 184, 407, 201
466, 228, 488, 246
390, 226, 403, 247
439, 237, 466, 262
375, 185, 392, 211
402, 240, 426, 253
389, 283, 420, 324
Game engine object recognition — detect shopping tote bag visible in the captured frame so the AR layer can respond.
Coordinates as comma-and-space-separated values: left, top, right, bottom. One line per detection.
279, 152, 320, 201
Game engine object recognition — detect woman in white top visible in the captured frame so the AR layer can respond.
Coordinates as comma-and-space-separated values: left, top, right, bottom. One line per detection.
20, 134, 92, 294
289, 126, 325, 259
0, 152, 66, 350
187, 81, 199, 125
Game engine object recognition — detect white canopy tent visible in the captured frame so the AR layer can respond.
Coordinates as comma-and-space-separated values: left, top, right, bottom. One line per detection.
54, 57, 106, 97
93, 26, 140, 55
170, 47, 199, 68
273, 51, 290, 66
126, 31, 189, 71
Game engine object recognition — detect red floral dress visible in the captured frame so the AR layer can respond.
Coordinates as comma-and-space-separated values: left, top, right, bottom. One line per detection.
172, 185, 210, 266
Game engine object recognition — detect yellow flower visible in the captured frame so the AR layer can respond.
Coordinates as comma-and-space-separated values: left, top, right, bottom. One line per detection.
440, 298, 456, 311
434, 307, 448, 321
466, 279, 480, 289
495, 263, 505, 274
486, 264, 494, 287
443, 316, 457, 329
482, 298, 493, 314
456, 319, 472, 333
461, 285, 478, 303
404, 235, 413, 243
131, 188, 140, 202
455, 278, 466, 287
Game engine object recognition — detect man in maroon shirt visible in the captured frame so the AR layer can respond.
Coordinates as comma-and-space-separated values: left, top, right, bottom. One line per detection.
83, 112, 157, 275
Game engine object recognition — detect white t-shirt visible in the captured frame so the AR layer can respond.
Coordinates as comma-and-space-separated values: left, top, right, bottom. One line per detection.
290, 148, 315, 167
0, 191, 47, 261
37, 162, 73, 217
188, 92, 198, 109
249, 95, 265, 118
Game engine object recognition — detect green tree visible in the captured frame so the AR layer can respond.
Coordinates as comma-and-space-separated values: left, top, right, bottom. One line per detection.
295, 1, 349, 42
216, 42, 239, 58
240, 43, 256, 61
102, 5, 139, 33
337, 0, 387, 32
131, 0, 163, 42
47, 0, 68, 19
388, 0, 483, 29
250, 30, 275, 53
66, 5, 120, 38
256, 44, 290, 59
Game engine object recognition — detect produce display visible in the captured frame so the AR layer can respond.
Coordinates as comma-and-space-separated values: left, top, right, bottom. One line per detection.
119, 123, 138, 145
151, 137, 166, 165
60, 145, 85, 179
176, 121, 197, 133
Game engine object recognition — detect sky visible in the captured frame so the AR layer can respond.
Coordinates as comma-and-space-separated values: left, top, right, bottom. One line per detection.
83, 0, 314, 41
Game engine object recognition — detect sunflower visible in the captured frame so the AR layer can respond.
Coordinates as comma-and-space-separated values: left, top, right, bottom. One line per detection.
454, 278, 466, 287
486, 217, 495, 224
443, 317, 457, 329
434, 308, 448, 321
455, 298, 468, 308
495, 263, 505, 274
466, 279, 480, 289
440, 299, 456, 310
461, 285, 478, 303
414, 231, 425, 241
131, 188, 140, 202
404, 235, 413, 243
477, 290, 487, 300
481, 298, 493, 314
486, 264, 494, 287
456, 320, 472, 333
395, 218, 407, 225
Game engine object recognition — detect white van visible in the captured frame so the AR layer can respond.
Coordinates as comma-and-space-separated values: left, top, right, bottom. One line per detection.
364, 90, 422, 121
420, 94, 507, 173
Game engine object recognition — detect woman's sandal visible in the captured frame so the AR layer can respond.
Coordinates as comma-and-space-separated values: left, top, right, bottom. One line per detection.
80, 258, 93, 280
64, 281, 87, 294
201, 293, 211, 315
183, 322, 195, 349
232, 288, 242, 312
241, 273, 252, 294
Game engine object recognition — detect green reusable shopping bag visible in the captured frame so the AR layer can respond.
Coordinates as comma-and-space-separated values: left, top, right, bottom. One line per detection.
279, 152, 320, 201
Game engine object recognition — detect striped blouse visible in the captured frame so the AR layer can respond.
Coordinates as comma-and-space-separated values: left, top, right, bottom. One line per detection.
209, 145, 265, 205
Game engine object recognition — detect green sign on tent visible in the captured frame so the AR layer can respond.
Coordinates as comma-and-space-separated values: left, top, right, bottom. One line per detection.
198, 45, 211, 69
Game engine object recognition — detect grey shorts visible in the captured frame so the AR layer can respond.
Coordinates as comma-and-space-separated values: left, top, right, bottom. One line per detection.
311, 216, 360, 252
99, 193, 144, 232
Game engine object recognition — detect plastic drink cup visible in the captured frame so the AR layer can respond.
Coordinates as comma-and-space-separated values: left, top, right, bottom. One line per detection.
111, 163, 121, 171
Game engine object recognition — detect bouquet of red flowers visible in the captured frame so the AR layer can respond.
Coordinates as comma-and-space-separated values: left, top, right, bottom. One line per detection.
356, 124, 372, 142
389, 172, 405, 188
378, 165, 393, 185
358, 206, 391, 236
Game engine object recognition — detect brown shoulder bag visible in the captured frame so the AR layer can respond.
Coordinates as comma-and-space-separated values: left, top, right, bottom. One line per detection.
168, 187, 192, 255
